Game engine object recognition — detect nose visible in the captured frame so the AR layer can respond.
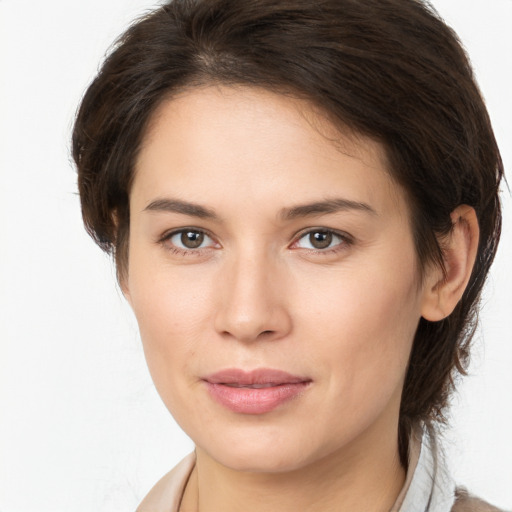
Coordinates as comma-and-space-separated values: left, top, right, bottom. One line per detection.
213, 251, 292, 343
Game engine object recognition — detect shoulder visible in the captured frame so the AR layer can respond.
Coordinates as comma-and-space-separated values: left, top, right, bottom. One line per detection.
137, 453, 196, 512
451, 487, 507, 512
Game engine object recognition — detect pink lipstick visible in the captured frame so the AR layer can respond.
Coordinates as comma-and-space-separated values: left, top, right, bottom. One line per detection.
203, 368, 311, 414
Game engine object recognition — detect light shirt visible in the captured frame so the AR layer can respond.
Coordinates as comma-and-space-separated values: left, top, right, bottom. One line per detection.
391, 427, 455, 511
137, 427, 497, 512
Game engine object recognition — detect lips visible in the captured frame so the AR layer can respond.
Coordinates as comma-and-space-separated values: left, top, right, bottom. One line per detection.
203, 368, 312, 414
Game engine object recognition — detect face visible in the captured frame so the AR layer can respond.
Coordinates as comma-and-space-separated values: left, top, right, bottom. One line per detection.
126, 85, 431, 473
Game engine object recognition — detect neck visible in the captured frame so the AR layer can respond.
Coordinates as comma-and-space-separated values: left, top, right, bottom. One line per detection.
180, 420, 406, 512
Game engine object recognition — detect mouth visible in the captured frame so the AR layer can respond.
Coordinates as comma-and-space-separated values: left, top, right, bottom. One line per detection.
221, 383, 281, 389
203, 368, 312, 414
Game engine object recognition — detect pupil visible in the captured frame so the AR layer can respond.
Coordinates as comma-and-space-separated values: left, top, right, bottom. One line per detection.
310, 231, 332, 249
181, 231, 204, 248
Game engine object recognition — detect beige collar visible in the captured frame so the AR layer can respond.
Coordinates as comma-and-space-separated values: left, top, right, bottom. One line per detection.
137, 426, 455, 512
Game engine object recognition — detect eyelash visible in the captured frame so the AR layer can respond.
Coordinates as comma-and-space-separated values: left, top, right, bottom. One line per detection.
291, 228, 353, 255
158, 228, 218, 256
157, 228, 353, 256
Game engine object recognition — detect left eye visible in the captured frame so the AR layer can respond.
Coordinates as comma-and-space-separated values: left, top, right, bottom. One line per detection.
295, 230, 346, 250
168, 230, 215, 250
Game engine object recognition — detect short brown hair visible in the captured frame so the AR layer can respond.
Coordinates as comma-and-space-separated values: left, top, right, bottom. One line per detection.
72, 0, 503, 465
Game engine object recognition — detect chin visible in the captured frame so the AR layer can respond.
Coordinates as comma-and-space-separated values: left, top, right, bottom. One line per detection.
212, 446, 309, 474
195, 424, 328, 474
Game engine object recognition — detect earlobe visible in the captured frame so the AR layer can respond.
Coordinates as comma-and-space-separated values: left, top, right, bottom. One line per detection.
111, 211, 132, 304
117, 263, 132, 305
119, 274, 132, 304
421, 205, 479, 322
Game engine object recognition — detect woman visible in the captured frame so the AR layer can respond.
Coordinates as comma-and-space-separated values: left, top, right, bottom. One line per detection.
72, 0, 505, 510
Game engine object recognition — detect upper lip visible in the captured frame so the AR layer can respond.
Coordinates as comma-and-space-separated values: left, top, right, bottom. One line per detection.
203, 368, 311, 386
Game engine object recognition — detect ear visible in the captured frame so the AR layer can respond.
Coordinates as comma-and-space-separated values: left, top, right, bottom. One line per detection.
111, 209, 132, 303
421, 205, 479, 322
117, 260, 132, 305
119, 272, 131, 304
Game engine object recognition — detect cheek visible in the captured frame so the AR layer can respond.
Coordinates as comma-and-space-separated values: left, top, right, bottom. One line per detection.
128, 238, 211, 328
126, 251, 215, 388
294, 258, 421, 401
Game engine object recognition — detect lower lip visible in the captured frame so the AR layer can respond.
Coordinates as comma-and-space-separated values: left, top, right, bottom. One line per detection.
205, 382, 311, 414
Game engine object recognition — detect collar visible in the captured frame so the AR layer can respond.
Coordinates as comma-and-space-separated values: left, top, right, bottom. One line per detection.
393, 425, 456, 512
138, 426, 456, 512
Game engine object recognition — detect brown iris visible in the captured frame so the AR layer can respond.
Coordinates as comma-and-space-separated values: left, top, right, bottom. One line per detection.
309, 231, 333, 249
181, 231, 205, 248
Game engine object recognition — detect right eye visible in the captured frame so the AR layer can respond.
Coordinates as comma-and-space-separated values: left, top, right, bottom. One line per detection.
293, 229, 349, 251
161, 229, 218, 253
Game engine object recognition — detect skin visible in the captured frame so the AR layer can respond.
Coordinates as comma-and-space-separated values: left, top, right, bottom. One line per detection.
124, 85, 478, 512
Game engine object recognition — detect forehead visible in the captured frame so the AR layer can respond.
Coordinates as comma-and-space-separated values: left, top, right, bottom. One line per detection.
133, 85, 406, 219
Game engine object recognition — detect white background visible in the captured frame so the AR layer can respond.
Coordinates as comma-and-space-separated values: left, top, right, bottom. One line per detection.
0, 1, 510, 510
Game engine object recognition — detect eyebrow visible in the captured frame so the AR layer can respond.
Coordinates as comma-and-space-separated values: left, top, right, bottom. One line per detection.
280, 198, 377, 220
143, 198, 218, 219
142, 197, 377, 221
